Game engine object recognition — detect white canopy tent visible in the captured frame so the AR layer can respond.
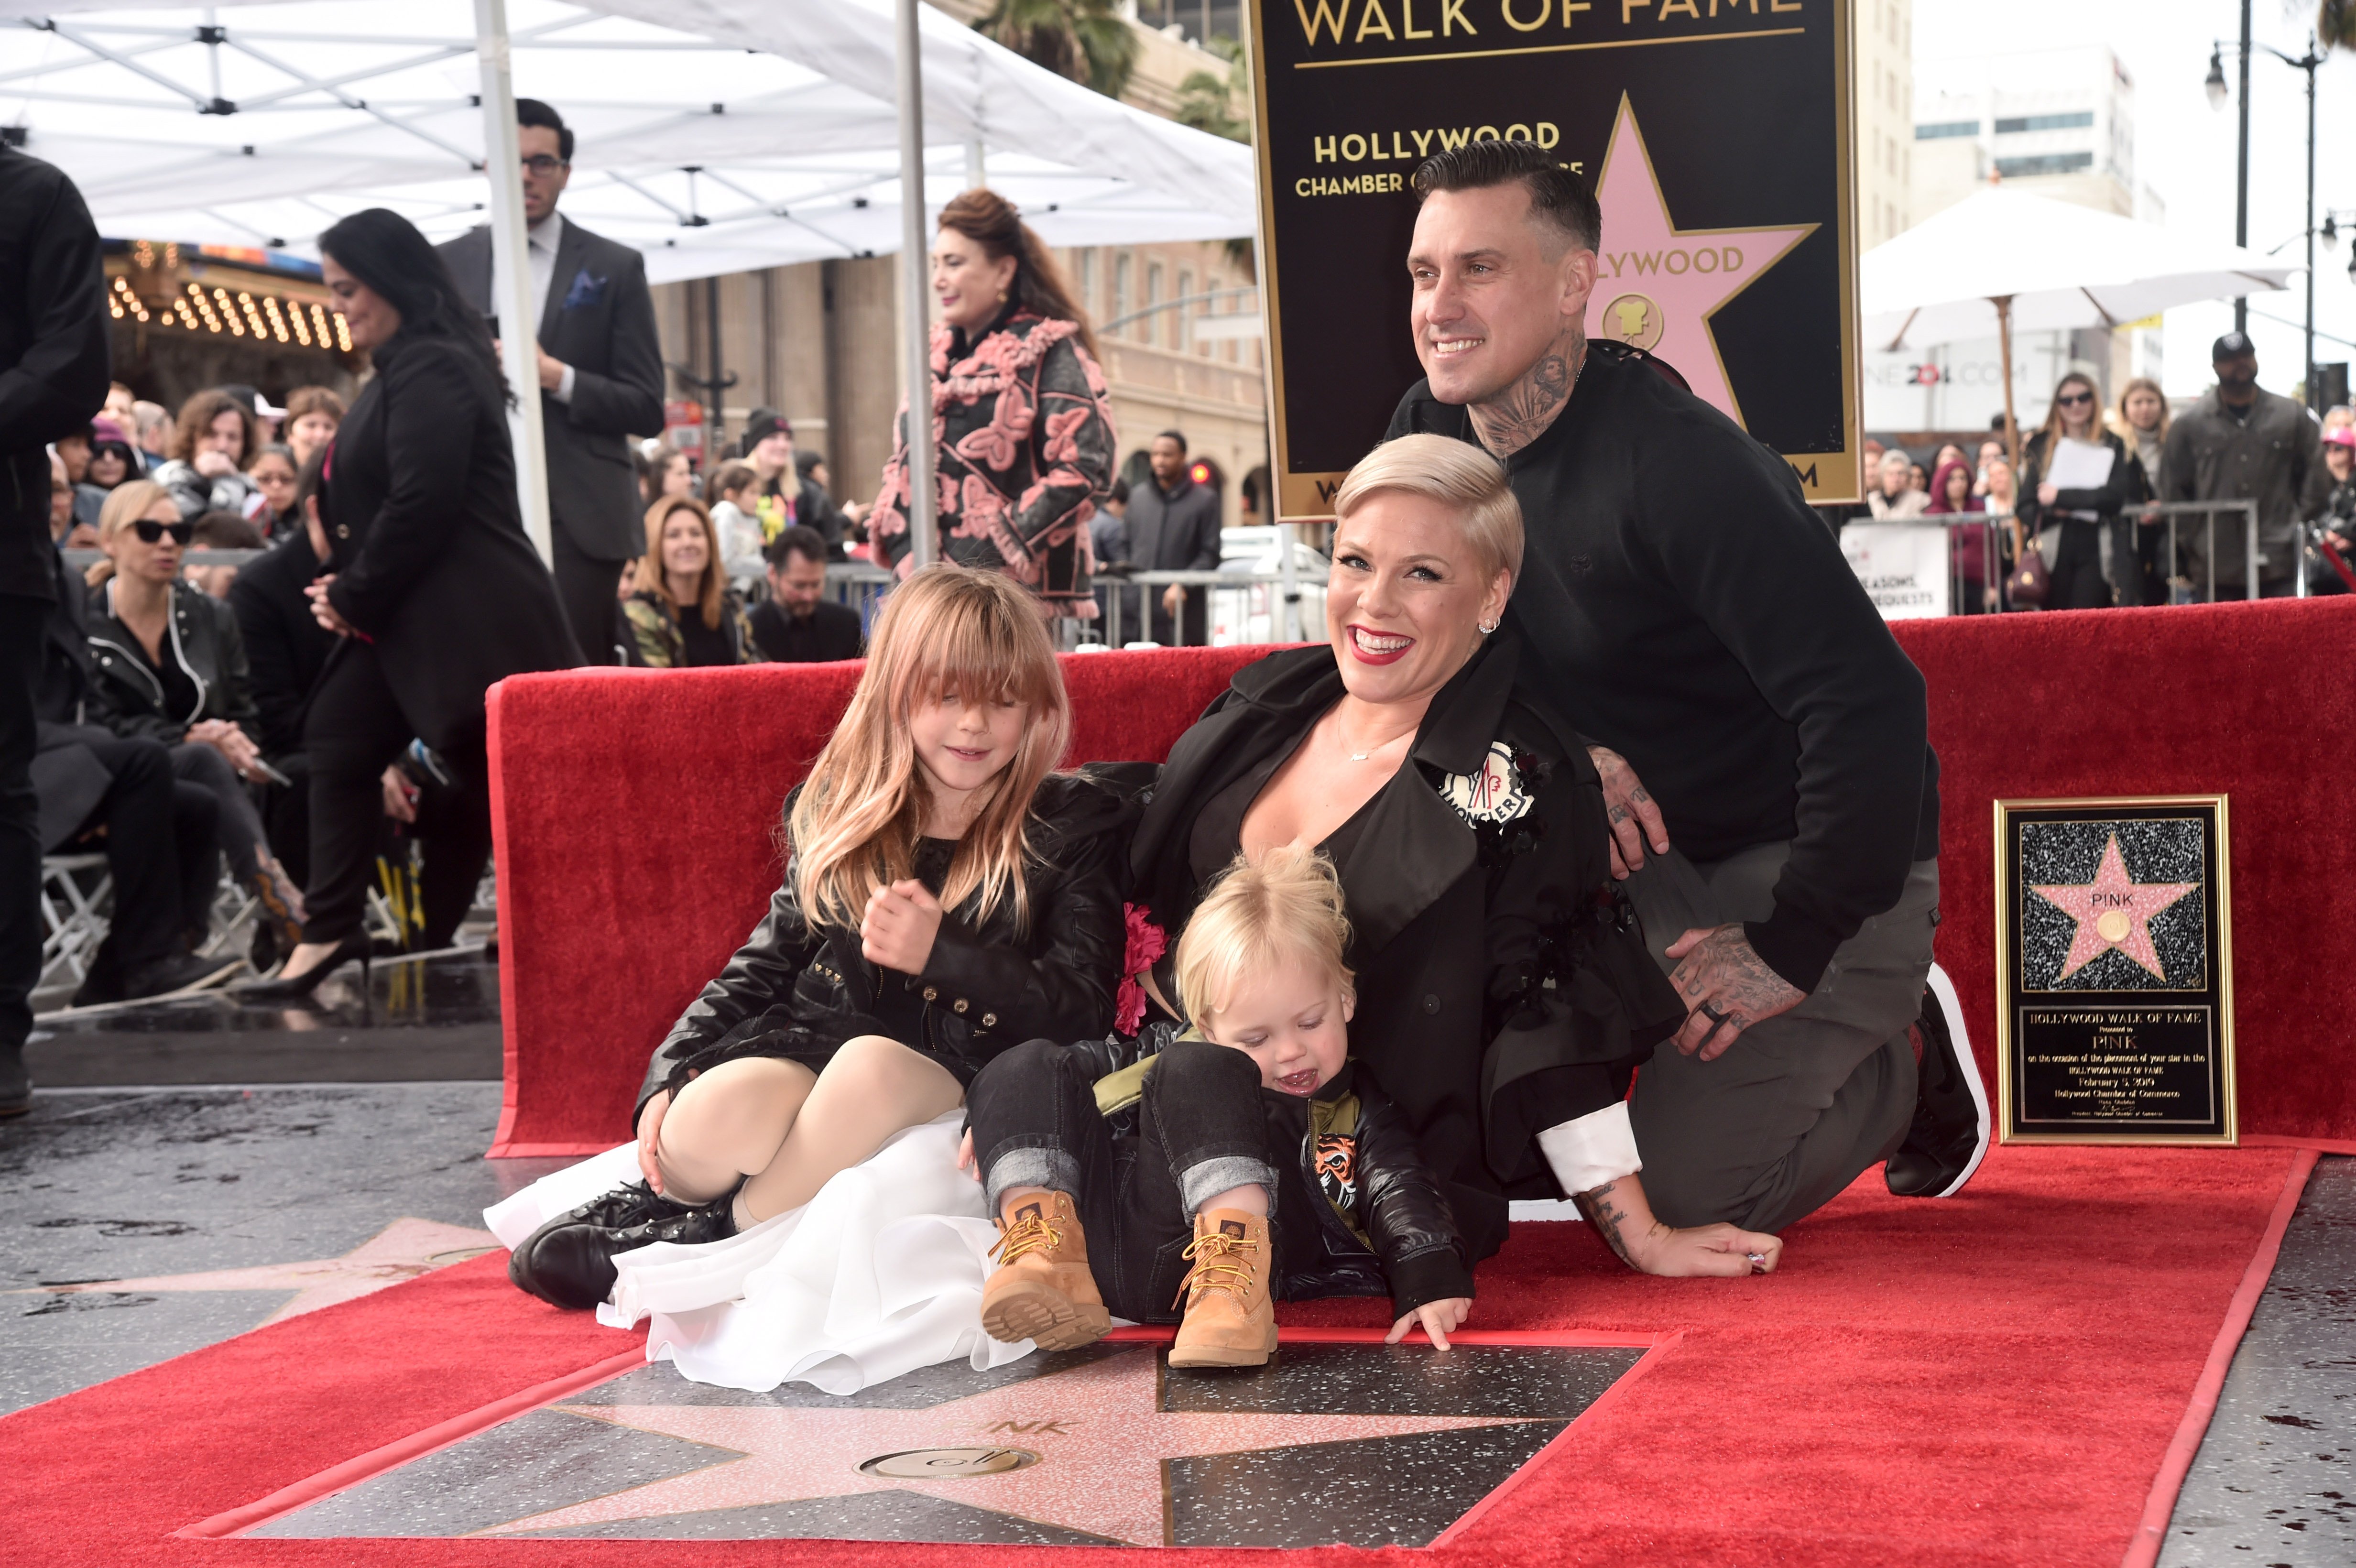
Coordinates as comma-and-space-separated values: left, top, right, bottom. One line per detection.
1861, 187, 2296, 460
0, 0, 1256, 277
0, 0, 1259, 560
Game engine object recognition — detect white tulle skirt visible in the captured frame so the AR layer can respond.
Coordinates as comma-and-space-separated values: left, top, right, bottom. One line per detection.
483, 1113, 1042, 1395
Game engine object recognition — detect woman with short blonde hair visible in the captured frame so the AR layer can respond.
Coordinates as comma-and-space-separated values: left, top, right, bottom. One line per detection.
1124, 431, 1749, 1284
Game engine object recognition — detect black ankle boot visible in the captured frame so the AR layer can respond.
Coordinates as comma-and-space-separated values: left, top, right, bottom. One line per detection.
508, 1185, 738, 1310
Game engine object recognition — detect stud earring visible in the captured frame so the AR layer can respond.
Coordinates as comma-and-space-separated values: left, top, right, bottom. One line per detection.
997, 287, 1009, 303
1479, 617, 1500, 634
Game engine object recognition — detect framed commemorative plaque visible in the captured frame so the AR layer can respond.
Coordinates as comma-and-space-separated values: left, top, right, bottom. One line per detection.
1994, 796, 2236, 1146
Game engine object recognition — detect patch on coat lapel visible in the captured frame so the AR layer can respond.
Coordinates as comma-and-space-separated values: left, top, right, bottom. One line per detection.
1435, 741, 1532, 828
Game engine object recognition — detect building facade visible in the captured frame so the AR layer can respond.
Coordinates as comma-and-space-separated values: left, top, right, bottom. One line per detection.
649, 0, 1269, 533
1855, 0, 1916, 249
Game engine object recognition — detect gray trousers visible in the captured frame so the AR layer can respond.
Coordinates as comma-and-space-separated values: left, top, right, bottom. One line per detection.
1622, 842, 1937, 1234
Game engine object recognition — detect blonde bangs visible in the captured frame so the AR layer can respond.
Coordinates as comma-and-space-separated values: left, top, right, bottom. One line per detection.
790, 566, 1069, 936
1173, 847, 1355, 1028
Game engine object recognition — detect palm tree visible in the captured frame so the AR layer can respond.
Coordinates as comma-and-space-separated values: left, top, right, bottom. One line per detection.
974, 0, 1137, 99
1173, 36, 1250, 144
2324, 0, 2356, 51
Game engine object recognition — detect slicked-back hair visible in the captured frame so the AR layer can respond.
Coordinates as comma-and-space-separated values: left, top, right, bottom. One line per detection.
1411, 140, 1602, 256
516, 98, 573, 162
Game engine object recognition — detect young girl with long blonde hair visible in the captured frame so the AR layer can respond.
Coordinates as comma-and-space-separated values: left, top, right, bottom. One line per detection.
510, 566, 1133, 1309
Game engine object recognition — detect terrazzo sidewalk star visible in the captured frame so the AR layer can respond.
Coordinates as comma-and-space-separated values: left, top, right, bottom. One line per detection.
18, 1218, 497, 1326
487, 1348, 1529, 1546
2031, 834, 2197, 981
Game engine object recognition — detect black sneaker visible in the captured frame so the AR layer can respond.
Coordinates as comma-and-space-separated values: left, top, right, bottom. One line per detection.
508, 1185, 738, 1310
0, 1045, 28, 1118
1885, 971, 1990, 1198
118, 952, 241, 1002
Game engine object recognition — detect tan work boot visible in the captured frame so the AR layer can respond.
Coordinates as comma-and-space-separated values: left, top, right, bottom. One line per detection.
1167, 1208, 1277, 1369
980, 1191, 1110, 1351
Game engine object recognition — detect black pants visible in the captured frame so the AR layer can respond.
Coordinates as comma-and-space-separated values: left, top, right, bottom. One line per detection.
57, 732, 216, 975
302, 642, 491, 945
262, 751, 311, 889
552, 529, 627, 668
2047, 520, 2114, 610
966, 1038, 1283, 1324
0, 592, 43, 1055
170, 742, 273, 890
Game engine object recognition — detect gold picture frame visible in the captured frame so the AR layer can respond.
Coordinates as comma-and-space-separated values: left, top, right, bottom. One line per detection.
1993, 795, 2236, 1146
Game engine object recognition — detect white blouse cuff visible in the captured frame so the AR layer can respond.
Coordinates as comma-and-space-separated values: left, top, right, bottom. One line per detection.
1536, 1101, 1643, 1197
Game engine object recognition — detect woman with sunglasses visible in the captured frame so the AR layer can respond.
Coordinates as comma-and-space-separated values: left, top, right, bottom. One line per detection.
2019, 373, 2147, 611
237, 207, 576, 1000
83, 481, 307, 962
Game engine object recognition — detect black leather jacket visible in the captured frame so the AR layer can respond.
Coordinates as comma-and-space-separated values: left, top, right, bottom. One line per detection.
638, 772, 1134, 1118
84, 577, 258, 744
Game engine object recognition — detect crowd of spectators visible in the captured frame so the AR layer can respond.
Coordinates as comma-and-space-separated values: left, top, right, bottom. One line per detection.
1844, 332, 2350, 610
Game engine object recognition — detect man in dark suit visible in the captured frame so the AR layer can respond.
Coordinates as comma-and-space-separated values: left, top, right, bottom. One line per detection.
747, 526, 864, 663
438, 98, 665, 663
1120, 430, 1223, 645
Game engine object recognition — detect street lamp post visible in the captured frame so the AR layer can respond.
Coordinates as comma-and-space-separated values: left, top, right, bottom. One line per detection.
2209, 28, 2330, 410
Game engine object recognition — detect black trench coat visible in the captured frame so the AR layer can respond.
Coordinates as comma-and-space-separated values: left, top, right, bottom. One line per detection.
319, 330, 577, 751
1128, 631, 1683, 1261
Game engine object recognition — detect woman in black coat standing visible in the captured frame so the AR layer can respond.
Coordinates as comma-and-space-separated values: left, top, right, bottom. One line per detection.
240, 209, 577, 997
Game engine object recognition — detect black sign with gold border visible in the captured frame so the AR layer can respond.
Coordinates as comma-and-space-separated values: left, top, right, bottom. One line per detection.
1244, 0, 1862, 518
1994, 796, 2236, 1145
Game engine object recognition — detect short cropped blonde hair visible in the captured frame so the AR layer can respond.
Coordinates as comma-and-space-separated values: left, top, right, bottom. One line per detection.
1332, 432, 1524, 588
1173, 846, 1356, 1028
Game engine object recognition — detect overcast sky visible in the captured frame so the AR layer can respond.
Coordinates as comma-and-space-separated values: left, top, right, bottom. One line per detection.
1914, 0, 2356, 399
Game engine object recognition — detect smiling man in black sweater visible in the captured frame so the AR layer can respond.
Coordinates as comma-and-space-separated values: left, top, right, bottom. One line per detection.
1382, 142, 1984, 1262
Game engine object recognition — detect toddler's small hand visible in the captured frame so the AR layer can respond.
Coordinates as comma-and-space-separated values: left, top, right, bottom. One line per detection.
1386, 1296, 1472, 1350
955, 1129, 976, 1178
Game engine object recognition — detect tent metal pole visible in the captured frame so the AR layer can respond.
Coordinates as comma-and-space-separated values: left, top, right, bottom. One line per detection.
895, 0, 938, 568
473, 0, 553, 568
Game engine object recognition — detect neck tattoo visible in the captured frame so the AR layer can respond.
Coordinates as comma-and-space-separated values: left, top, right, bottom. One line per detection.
1468, 331, 1588, 458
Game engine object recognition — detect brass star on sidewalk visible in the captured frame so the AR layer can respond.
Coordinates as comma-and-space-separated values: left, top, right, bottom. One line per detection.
486, 1346, 1532, 1546
22, 1217, 496, 1325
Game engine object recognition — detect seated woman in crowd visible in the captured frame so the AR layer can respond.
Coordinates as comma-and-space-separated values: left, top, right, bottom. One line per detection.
152, 390, 263, 523
280, 386, 344, 472
624, 495, 756, 667
243, 444, 301, 541
1125, 435, 1778, 1276
507, 566, 1131, 1310
964, 846, 1473, 1368
84, 481, 307, 961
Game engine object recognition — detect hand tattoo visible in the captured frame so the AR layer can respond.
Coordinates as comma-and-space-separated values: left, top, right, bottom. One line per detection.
1468, 330, 1586, 457
1574, 1183, 1636, 1267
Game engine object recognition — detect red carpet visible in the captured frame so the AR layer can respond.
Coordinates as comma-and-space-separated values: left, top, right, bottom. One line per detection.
1, 1142, 2309, 1566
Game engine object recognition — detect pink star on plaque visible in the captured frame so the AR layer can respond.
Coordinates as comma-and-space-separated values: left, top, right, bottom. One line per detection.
2030, 835, 2196, 982
1585, 96, 1816, 429
482, 1348, 1531, 1546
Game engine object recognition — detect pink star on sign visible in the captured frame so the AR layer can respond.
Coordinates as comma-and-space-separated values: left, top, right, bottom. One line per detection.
483, 1346, 1531, 1546
2030, 835, 2195, 982
1585, 95, 1816, 429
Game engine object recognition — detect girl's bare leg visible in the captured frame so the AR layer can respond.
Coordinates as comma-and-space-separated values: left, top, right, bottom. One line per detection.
654, 1056, 819, 1205
735, 1035, 964, 1224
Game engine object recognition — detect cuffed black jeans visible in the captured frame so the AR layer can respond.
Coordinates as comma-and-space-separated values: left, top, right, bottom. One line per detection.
966, 1037, 1282, 1324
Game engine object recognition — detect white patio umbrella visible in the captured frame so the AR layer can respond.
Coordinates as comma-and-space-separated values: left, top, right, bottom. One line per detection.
1861, 186, 2295, 464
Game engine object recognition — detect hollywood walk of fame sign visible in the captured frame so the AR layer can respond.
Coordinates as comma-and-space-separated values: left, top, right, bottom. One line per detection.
1995, 797, 2237, 1145
1246, 0, 1862, 518
238, 1338, 1650, 1548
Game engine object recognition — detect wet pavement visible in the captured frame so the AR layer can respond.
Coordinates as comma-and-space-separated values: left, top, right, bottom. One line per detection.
2159, 1155, 2356, 1567
26, 948, 502, 1086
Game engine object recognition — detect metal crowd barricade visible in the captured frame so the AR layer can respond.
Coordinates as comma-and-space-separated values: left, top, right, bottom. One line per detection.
1845, 499, 2269, 613
1091, 569, 1312, 649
